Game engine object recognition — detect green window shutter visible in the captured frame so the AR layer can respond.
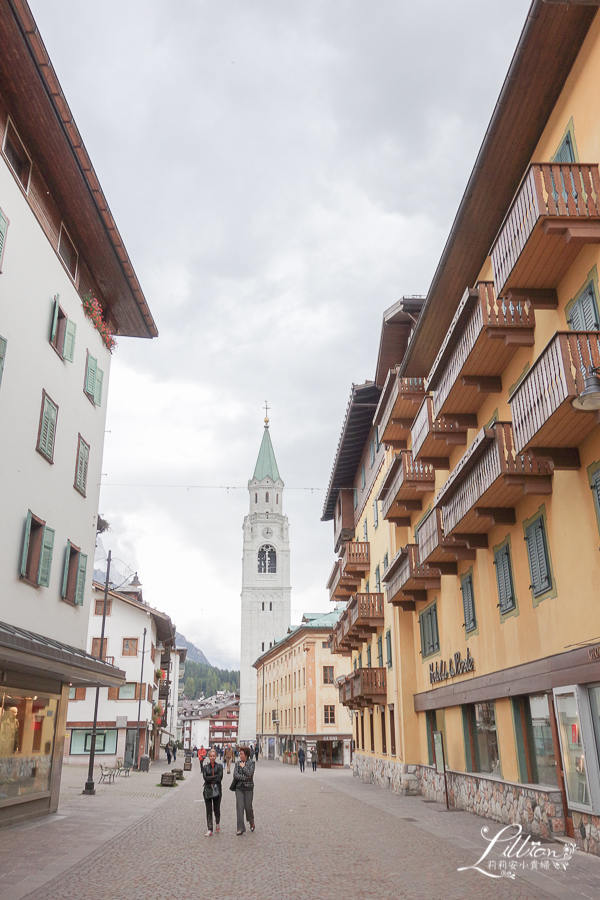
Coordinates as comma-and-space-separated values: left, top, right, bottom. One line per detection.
580, 285, 600, 329
366, 646, 371, 668
431, 605, 439, 653
592, 468, 600, 517
63, 320, 77, 362
377, 634, 383, 668
75, 552, 87, 606
85, 355, 97, 396
375, 564, 380, 593
0, 209, 8, 266
62, 540, 71, 598
495, 545, 515, 612
353, 488, 357, 509
75, 439, 90, 494
461, 574, 476, 632
525, 518, 551, 596
0, 335, 7, 389
94, 367, 104, 406
386, 630, 392, 667
38, 527, 55, 587
50, 297, 59, 344
39, 396, 58, 459
569, 300, 584, 330
554, 133, 575, 164
20, 511, 32, 577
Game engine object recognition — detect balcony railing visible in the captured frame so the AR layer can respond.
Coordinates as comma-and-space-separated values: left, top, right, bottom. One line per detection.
510, 331, 600, 454
374, 369, 426, 446
338, 667, 387, 709
347, 593, 384, 640
383, 544, 441, 608
491, 163, 600, 295
326, 558, 360, 602
411, 396, 469, 466
437, 423, 553, 537
333, 488, 355, 553
330, 622, 351, 657
427, 282, 535, 420
380, 451, 435, 522
340, 541, 370, 575
415, 507, 476, 565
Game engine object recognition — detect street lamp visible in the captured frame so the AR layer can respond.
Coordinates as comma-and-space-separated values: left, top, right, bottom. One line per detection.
83, 551, 111, 795
572, 366, 600, 411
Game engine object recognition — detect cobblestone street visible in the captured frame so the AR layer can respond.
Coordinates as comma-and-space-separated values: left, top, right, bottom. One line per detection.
1, 760, 600, 900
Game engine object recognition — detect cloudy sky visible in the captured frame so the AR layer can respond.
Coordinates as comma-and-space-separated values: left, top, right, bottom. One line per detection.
30, 0, 531, 668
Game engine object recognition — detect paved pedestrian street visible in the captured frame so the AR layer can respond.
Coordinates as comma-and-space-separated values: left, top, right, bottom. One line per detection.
1, 760, 600, 900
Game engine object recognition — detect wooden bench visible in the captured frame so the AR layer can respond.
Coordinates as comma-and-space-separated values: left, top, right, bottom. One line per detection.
172, 768, 184, 780
161, 772, 177, 787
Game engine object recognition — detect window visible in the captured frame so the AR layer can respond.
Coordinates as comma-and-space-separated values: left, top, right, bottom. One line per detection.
69, 687, 86, 701
324, 705, 335, 724
321, 641, 330, 649
375, 425, 380, 452
0, 208, 8, 271
389, 707, 396, 756
49, 296, 76, 362
461, 573, 477, 633
383, 552, 388, 572
377, 634, 383, 668
255, 493, 257, 503
360, 712, 365, 750
361, 465, 366, 489
37, 391, 58, 462
117, 683, 136, 700
294, 671, 296, 689
366, 646, 371, 668
463, 702, 501, 776
258, 544, 276, 573
122, 638, 138, 657
84, 353, 104, 406
365, 579, 369, 594
303, 668, 305, 686
2, 119, 31, 190
370, 437, 375, 467
74, 435, 90, 496
525, 516, 552, 597
363, 520, 368, 541
419, 603, 439, 658
568, 282, 600, 330
369, 709, 375, 752
353, 488, 358, 510
375, 564, 381, 593
0, 335, 6, 388
276, 494, 278, 504
373, 499, 378, 528
357, 652, 362, 669
494, 543, 516, 613
61, 541, 87, 606
554, 131, 575, 163
261, 642, 264, 651
266, 492, 269, 502
323, 666, 334, 684
381, 709, 387, 754
94, 598, 112, 616
20, 511, 54, 587
58, 224, 78, 280
386, 629, 392, 668
269, 601, 272, 611
512, 694, 558, 786
91, 637, 108, 659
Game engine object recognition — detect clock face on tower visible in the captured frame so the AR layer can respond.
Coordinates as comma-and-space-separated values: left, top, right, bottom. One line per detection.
262, 526, 273, 538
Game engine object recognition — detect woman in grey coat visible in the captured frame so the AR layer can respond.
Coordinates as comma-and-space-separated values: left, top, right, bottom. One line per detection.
233, 746, 255, 835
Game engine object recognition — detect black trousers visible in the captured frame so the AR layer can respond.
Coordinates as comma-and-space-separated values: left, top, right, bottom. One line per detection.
299, 758, 305, 772
205, 795, 221, 831
312, 759, 317, 771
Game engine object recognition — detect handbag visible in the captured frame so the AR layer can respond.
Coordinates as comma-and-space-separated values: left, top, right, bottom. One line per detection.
210, 783, 220, 798
229, 777, 238, 792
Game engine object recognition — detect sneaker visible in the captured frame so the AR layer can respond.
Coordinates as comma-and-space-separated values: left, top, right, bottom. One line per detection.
205, 830, 213, 837
215, 824, 220, 833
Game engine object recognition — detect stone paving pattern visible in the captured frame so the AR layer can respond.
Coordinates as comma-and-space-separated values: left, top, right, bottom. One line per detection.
0, 759, 599, 899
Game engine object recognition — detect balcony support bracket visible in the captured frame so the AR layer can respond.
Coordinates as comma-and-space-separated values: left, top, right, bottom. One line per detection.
507, 288, 558, 310
440, 413, 478, 428
392, 418, 415, 430
543, 219, 600, 245
399, 499, 423, 512
528, 447, 581, 471
503, 474, 553, 494
452, 533, 489, 549
389, 516, 412, 527
436, 561, 458, 575
461, 375, 503, 393
474, 507, 516, 525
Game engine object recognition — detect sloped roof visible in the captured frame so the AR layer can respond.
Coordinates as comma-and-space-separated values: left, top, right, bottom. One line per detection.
253, 425, 281, 482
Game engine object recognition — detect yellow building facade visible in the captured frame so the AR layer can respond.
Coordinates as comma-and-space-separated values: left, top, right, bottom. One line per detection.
254, 612, 352, 766
324, 0, 600, 856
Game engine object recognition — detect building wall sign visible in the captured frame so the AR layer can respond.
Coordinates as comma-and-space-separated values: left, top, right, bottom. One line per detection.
430, 649, 475, 685
589, 645, 600, 660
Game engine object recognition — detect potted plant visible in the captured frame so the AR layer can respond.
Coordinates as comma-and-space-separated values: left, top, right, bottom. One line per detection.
81, 291, 117, 352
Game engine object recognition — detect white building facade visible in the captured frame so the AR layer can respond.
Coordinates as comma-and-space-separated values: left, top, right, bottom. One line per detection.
238, 420, 291, 741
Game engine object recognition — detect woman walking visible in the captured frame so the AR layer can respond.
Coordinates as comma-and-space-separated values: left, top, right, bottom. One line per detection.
232, 746, 255, 835
202, 748, 223, 836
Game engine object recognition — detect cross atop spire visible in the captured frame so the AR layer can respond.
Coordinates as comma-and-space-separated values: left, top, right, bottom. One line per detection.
264, 400, 270, 425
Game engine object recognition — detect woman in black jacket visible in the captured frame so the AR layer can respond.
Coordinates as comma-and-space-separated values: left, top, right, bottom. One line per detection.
233, 746, 255, 835
202, 748, 223, 836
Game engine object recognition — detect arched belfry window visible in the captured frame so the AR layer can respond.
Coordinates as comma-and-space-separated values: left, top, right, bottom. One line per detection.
258, 544, 277, 574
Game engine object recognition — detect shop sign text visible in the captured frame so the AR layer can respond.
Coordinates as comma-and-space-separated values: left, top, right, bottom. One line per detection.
430, 648, 474, 685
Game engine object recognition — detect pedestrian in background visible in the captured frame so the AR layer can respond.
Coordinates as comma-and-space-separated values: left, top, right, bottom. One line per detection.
202, 748, 223, 837
198, 745, 207, 766
310, 747, 317, 771
233, 746, 255, 835
172, 741, 177, 762
225, 744, 233, 774
166, 743, 172, 765
298, 746, 305, 773
255, 743, 260, 761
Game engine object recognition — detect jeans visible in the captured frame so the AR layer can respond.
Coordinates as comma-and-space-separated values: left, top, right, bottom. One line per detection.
235, 788, 254, 833
205, 795, 221, 831
299, 758, 305, 772
312, 759, 317, 771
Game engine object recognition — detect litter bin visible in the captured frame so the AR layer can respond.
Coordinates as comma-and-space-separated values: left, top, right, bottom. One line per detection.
139, 754, 150, 772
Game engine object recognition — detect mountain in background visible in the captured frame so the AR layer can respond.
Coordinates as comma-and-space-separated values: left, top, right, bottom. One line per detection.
176, 632, 211, 666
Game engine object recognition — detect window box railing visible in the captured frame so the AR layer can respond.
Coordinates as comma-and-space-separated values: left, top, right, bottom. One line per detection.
491, 162, 600, 295
347, 593, 384, 640
436, 423, 553, 538
340, 541, 370, 575
379, 451, 435, 523
411, 395, 469, 467
415, 507, 476, 565
374, 370, 426, 447
509, 330, 600, 454
338, 667, 387, 708
383, 544, 441, 609
426, 282, 535, 420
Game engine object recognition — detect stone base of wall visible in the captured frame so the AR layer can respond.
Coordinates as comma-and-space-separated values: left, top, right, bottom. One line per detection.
353, 754, 569, 845
571, 811, 600, 855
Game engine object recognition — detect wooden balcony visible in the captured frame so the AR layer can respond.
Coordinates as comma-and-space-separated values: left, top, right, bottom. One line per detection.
427, 282, 535, 421
333, 488, 355, 554
374, 369, 426, 447
347, 593, 384, 641
509, 330, 600, 457
379, 451, 435, 525
491, 163, 600, 296
326, 558, 360, 603
340, 541, 370, 575
437, 423, 553, 538
383, 544, 441, 610
415, 507, 477, 566
338, 667, 387, 709
411, 396, 469, 468
330, 621, 351, 657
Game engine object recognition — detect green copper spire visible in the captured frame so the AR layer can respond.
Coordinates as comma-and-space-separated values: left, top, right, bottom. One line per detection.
253, 420, 280, 482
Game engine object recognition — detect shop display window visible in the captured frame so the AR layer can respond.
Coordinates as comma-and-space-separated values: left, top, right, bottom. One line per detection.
528, 694, 558, 786
0, 689, 58, 803
69, 729, 118, 756
463, 701, 501, 777
555, 689, 591, 809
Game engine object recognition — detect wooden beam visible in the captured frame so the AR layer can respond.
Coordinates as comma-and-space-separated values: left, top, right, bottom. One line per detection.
528, 447, 581, 470
452, 533, 489, 549
448, 547, 477, 561
443, 432, 468, 446
503, 474, 553, 494
440, 413, 478, 427
461, 375, 503, 393
389, 517, 411, 527
398, 500, 422, 511
506, 288, 558, 309
392, 418, 415, 430
384, 439, 408, 450
474, 507, 516, 525
436, 561, 458, 575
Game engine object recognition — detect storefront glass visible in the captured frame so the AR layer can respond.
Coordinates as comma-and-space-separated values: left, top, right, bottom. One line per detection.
528, 694, 558, 786
474, 702, 501, 776
555, 690, 590, 808
69, 729, 118, 755
0, 689, 58, 802
318, 740, 343, 766
588, 685, 600, 759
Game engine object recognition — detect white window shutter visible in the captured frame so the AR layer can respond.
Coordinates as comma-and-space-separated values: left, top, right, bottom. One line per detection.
20, 511, 32, 577
63, 320, 77, 362
75, 553, 87, 606
38, 527, 55, 587
85, 355, 97, 396
94, 368, 104, 406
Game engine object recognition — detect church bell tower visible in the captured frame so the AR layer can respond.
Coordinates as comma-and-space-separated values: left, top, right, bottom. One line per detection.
238, 411, 291, 742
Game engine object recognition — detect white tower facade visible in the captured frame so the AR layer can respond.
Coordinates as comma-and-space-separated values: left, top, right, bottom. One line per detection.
238, 419, 291, 742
